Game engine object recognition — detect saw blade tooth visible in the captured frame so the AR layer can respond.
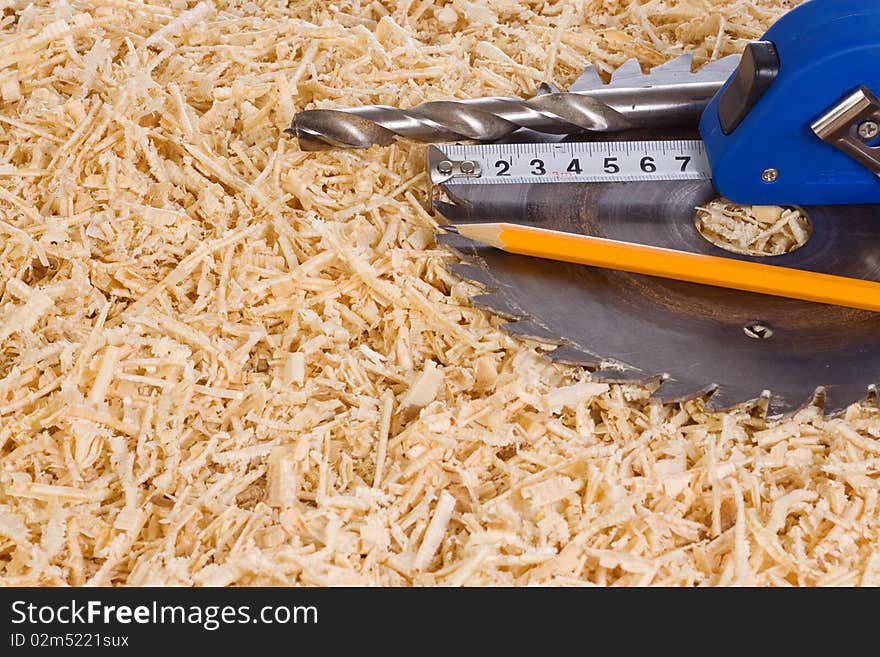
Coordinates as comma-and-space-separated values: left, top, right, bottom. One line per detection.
609, 58, 644, 85
435, 231, 479, 256
650, 53, 694, 74
772, 387, 831, 418
642, 55, 697, 85
630, 53, 740, 88
501, 320, 565, 345
812, 384, 874, 416
606, 52, 739, 89
864, 385, 880, 413
433, 199, 475, 223
654, 379, 718, 404
693, 53, 740, 80
590, 368, 663, 385
754, 394, 772, 417
470, 293, 525, 320
536, 81, 562, 95
705, 387, 770, 414
766, 390, 815, 417
568, 64, 604, 92
448, 262, 496, 288
809, 387, 827, 412
545, 343, 601, 368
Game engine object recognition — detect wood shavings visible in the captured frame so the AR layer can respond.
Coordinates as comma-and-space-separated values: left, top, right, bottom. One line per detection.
1, 78, 21, 103
87, 345, 121, 405
473, 355, 497, 391
145, 1, 216, 49
696, 199, 812, 256
546, 381, 610, 412
2, 0, 878, 588
398, 360, 444, 420
0, 511, 28, 544
266, 445, 299, 509
414, 491, 456, 571
0, 285, 54, 342
283, 352, 305, 386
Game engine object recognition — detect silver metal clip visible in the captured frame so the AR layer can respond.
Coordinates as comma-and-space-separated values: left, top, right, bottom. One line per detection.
427, 146, 482, 185
812, 86, 880, 177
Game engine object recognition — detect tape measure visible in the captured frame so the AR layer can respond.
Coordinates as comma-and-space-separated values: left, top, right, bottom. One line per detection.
428, 140, 711, 186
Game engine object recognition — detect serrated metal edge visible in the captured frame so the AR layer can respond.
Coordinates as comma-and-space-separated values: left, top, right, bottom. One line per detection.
809, 384, 878, 418
654, 380, 719, 404
569, 64, 603, 92
501, 320, 566, 344
591, 369, 665, 386
435, 231, 478, 256
471, 293, 526, 320
536, 81, 562, 95
609, 57, 644, 84
433, 200, 473, 223
542, 343, 601, 368
568, 52, 740, 93
448, 262, 497, 288
650, 53, 694, 74
696, 54, 741, 77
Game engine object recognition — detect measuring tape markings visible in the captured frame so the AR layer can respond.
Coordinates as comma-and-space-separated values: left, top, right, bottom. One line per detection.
433, 140, 712, 185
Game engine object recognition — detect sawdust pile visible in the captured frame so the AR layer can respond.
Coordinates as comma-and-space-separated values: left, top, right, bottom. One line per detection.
696, 201, 811, 256
3, 0, 879, 587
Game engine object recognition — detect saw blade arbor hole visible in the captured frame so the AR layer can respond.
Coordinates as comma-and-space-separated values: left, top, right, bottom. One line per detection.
694, 199, 812, 257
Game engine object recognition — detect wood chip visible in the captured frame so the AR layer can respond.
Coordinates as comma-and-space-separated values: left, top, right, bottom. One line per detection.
399, 360, 443, 420
414, 491, 456, 571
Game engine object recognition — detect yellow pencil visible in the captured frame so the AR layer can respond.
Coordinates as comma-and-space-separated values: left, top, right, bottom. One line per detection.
449, 222, 880, 313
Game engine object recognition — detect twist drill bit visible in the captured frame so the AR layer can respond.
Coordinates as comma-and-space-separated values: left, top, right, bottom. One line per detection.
289, 55, 740, 151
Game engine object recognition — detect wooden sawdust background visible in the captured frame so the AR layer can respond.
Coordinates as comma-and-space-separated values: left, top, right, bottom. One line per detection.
2, 0, 879, 586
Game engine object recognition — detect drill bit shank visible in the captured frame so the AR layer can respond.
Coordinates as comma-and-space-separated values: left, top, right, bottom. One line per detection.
291, 55, 740, 150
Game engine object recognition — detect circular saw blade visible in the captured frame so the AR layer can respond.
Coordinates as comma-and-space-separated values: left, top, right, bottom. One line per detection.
437, 180, 880, 414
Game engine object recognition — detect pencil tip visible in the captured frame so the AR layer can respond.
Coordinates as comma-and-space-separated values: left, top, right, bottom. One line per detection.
443, 224, 460, 234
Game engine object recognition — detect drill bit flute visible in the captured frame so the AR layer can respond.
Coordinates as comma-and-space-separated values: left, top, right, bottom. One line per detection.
289, 55, 739, 151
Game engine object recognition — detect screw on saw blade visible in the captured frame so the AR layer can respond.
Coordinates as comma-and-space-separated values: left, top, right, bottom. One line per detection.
743, 322, 774, 340
858, 120, 880, 141
437, 160, 454, 175
761, 168, 779, 183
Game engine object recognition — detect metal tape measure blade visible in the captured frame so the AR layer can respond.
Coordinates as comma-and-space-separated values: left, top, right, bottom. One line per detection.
429, 140, 712, 186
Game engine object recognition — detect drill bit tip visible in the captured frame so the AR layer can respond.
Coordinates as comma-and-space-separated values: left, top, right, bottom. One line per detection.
292, 109, 396, 151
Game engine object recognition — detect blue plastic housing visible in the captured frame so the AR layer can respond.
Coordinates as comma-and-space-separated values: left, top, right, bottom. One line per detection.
700, 0, 880, 205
